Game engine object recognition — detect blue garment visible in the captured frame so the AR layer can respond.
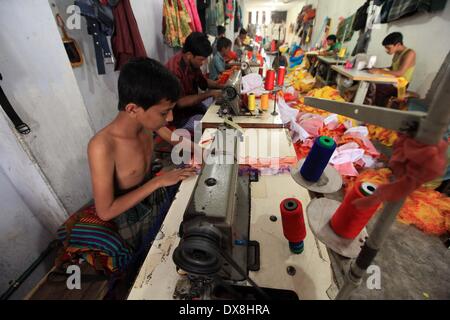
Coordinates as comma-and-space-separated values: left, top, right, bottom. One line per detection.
209, 53, 226, 80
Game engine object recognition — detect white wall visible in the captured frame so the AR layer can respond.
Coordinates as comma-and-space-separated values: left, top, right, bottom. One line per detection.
0, 1, 95, 214
0, 166, 55, 297
242, 0, 306, 41
308, 0, 450, 96
0, 109, 67, 232
131, 0, 177, 64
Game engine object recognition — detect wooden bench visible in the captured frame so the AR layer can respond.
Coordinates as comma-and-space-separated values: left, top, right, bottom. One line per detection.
25, 263, 110, 300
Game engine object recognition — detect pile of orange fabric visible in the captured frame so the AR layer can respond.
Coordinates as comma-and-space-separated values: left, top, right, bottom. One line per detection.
217, 66, 240, 85
367, 124, 399, 147
345, 169, 450, 236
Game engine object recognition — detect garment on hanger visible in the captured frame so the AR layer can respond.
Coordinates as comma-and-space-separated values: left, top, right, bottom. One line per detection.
226, 0, 234, 21
205, 0, 217, 36
216, 0, 225, 26
385, 0, 447, 23
234, 2, 243, 32
197, 0, 209, 31
112, 0, 147, 70
76, 0, 115, 74
353, 0, 370, 31
184, 0, 203, 32
163, 0, 192, 48
336, 15, 355, 43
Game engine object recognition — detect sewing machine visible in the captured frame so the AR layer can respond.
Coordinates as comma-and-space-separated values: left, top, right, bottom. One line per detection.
172, 127, 261, 299
219, 57, 261, 117
220, 69, 243, 116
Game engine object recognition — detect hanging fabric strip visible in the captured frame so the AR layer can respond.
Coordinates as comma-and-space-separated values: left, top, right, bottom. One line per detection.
0, 80, 30, 134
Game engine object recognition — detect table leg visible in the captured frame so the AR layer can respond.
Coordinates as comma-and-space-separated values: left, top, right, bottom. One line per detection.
354, 81, 370, 104
325, 65, 332, 85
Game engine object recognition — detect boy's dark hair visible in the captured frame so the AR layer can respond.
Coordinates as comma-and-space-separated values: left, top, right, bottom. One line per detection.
382, 32, 403, 46
217, 25, 226, 36
327, 34, 337, 42
239, 28, 248, 36
118, 57, 181, 111
217, 37, 232, 52
182, 32, 212, 57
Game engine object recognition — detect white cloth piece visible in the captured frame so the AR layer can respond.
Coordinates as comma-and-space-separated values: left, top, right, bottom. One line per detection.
344, 126, 369, 137
241, 73, 264, 94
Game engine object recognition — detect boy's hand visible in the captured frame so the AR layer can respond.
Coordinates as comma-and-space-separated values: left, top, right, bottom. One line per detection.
154, 167, 197, 187
368, 68, 381, 74
210, 90, 224, 99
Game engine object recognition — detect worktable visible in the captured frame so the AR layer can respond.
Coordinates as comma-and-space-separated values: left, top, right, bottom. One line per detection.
316, 56, 345, 85
128, 128, 334, 300
332, 65, 398, 104
201, 103, 285, 130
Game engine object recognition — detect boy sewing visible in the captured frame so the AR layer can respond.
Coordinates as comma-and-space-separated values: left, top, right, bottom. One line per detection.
368, 32, 416, 107
319, 35, 341, 57
209, 37, 233, 81
88, 58, 196, 251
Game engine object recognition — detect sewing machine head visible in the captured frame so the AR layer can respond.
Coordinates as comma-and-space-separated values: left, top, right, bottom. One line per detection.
172, 128, 259, 299
221, 69, 242, 116
219, 59, 261, 117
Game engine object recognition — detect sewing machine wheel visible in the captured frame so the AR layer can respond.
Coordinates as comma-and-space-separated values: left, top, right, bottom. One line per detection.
224, 86, 238, 100
241, 61, 250, 72
173, 225, 224, 276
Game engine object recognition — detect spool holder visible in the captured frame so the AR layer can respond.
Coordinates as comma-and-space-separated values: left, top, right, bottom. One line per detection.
291, 158, 343, 194
270, 85, 283, 116
306, 198, 368, 258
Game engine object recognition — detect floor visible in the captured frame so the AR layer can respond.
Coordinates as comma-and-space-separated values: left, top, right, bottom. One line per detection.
330, 218, 450, 300
326, 142, 450, 300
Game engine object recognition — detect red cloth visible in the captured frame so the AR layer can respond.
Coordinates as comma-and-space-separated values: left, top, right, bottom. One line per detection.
355, 135, 448, 208
112, 0, 147, 70
165, 52, 208, 96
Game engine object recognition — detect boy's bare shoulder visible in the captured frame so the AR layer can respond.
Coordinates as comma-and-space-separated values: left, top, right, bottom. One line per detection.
88, 127, 115, 158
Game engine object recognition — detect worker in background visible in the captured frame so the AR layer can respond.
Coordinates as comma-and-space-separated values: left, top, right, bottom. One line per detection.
166, 32, 224, 131
234, 28, 248, 59
209, 37, 233, 81
319, 35, 341, 57
368, 32, 416, 107
212, 25, 226, 55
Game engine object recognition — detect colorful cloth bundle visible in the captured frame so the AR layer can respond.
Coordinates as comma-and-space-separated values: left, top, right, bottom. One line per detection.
367, 124, 399, 147
345, 169, 450, 236
56, 205, 133, 275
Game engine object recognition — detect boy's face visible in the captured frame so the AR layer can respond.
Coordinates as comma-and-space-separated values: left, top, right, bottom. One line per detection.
384, 43, 401, 55
221, 46, 231, 57
327, 39, 335, 47
127, 99, 175, 131
187, 53, 207, 69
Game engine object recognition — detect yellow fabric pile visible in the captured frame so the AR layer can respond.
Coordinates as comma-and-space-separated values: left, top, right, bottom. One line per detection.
306, 86, 346, 102
367, 124, 399, 147
346, 168, 450, 235
286, 66, 316, 93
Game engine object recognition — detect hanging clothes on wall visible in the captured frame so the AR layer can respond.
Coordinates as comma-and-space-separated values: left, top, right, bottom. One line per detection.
234, 2, 243, 33
225, 0, 234, 21
76, 0, 116, 75
112, 0, 147, 70
196, 0, 209, 31
384, 0, 447, 23
296, 6, 316, 46
216, 0, 225, 26
0, 75, 30, 134
183, 0, 203, 32
205, 0, 217, 36
352, 0, 370, 31
336, 15, 355, 43
163, 0, 193, 48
